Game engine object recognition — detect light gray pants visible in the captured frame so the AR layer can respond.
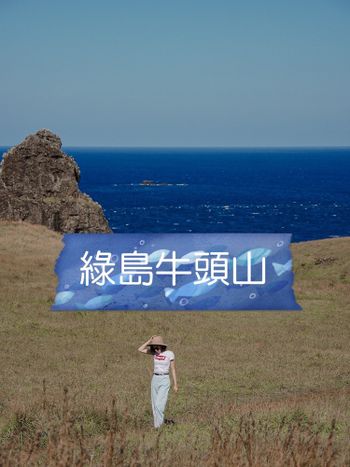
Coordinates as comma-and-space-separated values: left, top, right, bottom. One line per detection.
151, 374, 170, 428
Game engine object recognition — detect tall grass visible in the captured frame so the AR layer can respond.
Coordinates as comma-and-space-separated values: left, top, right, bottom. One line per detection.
0, 383, 349, 466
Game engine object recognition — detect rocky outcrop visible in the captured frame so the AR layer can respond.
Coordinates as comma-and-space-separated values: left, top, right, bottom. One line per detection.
0, 129, 111, 233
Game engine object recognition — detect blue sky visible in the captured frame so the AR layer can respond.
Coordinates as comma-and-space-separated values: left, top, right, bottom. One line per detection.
1, 0, 349, 147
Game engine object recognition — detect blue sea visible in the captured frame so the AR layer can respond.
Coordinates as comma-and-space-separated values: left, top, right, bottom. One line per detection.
1, 147, 350, 242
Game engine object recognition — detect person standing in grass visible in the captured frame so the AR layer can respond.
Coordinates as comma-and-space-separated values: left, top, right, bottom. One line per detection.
138, 335, 178, 428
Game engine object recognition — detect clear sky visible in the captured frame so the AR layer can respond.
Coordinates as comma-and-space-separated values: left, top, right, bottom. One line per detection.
1, 0, 349, 147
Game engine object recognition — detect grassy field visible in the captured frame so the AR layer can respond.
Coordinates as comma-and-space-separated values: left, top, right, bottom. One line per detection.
0, 221, 349, 465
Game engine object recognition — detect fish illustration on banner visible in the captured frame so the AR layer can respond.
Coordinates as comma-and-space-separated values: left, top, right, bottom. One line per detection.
236, 248, 272, 266
272, 260, 292, 276
76, 294, 114, 310
164, 279, 219, 304
54, 291, 75, 306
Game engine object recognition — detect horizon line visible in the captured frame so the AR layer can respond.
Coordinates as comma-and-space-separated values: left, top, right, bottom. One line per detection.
1, 144, 350, 150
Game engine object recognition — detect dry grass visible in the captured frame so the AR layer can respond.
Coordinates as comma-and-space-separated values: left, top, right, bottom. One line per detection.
0, 220, 349, 465
1, 385, 348, 466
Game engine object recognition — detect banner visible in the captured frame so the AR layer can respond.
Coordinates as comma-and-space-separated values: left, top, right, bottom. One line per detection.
52, 233, 301, 311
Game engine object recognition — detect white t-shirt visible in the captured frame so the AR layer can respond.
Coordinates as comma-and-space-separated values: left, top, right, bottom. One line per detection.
153, 350, 175, 374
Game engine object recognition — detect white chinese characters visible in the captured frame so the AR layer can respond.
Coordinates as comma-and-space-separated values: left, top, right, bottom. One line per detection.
80, 249, 267, 287
80, 250, 116, 286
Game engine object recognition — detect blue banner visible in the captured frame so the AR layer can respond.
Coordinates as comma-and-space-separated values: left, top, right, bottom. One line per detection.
52, 233, 301, 311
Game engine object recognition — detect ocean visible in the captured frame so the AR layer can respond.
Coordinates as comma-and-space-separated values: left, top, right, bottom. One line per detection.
1, 147, 350, 242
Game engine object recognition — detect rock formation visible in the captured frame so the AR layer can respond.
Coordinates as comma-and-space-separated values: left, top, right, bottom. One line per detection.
0, 129, 111, 233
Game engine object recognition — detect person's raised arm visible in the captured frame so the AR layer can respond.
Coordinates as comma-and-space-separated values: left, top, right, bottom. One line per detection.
138, 336, 156, 354
170, 360, 178, 392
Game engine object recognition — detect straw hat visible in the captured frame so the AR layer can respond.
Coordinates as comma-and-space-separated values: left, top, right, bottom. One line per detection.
148, 336, 167, 348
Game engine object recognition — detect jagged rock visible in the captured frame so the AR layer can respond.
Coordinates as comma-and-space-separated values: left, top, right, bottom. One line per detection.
0, 129, 111, 233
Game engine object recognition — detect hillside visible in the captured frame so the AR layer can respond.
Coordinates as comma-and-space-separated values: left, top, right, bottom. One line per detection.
0, 220, 349, 464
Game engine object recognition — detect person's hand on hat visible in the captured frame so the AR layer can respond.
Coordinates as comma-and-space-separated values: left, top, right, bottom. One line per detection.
138, 336, 158, 353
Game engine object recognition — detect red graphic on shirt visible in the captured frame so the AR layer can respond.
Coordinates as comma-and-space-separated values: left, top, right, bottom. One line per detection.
154, 355, 166, 360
